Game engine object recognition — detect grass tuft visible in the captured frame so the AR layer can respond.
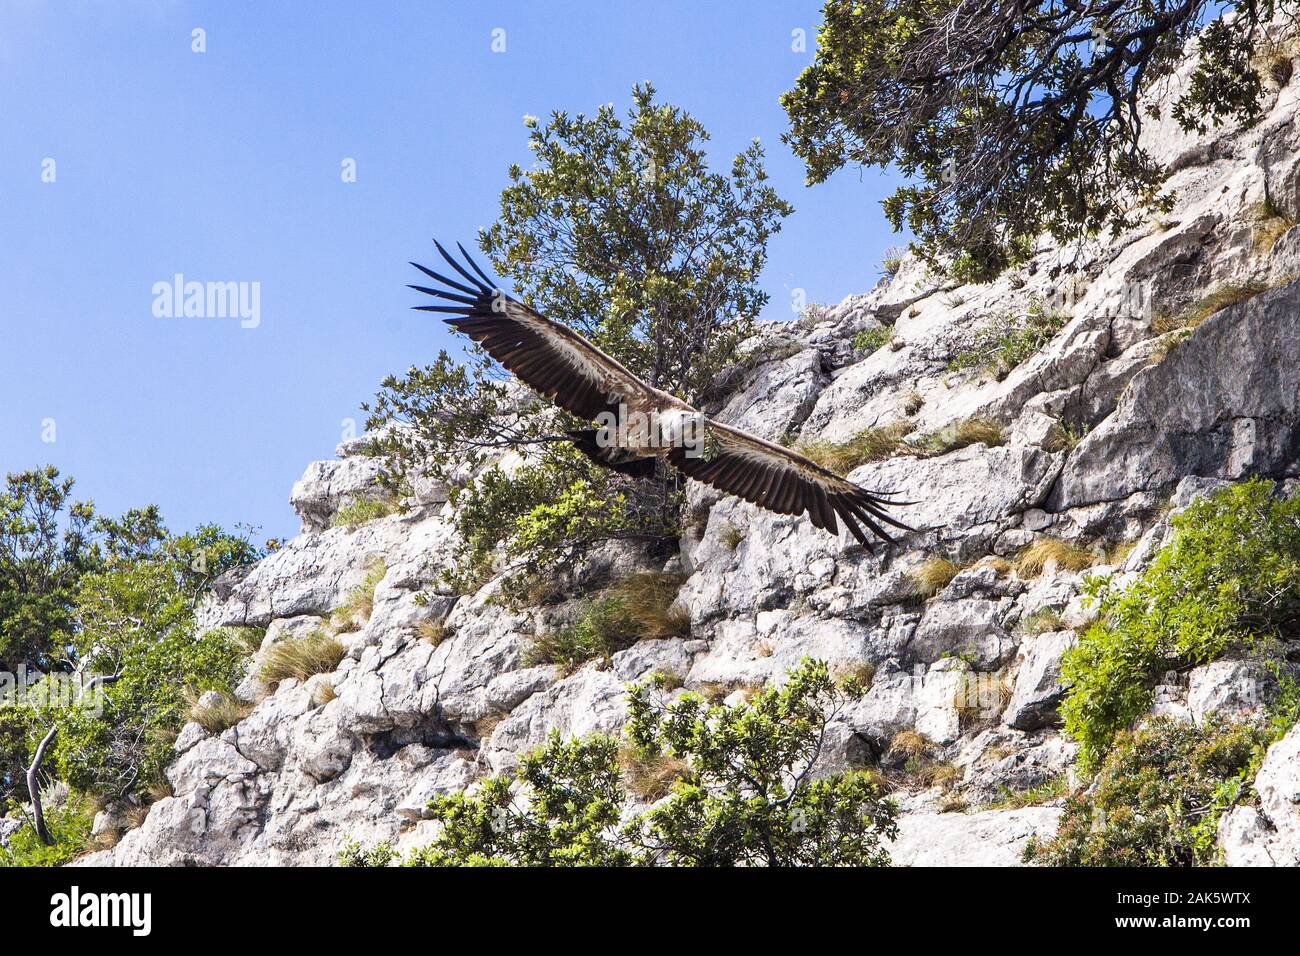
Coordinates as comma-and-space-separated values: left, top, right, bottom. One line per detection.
918, 417, 1005, 454
260, 629, 347, 687
526, 572, 689, 671
620, 745, 689, 801
330, 495, 398, 529
911, 557, 963, 599
1151, 280, 1269, 335
1015, 538, 1095, 577
185, 689, 252, 734
331, 560, 388, 632
794, 421, 914, 474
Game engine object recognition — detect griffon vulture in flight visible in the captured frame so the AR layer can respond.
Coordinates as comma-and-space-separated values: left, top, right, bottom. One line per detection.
411, 242, 912, 549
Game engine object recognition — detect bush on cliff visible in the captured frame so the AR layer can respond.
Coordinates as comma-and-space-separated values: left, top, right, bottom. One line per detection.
404, 660, 897, 867
1061, 479, 1300, 770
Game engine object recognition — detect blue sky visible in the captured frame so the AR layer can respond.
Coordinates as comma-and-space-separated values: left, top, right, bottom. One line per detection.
0, 0, 904, 542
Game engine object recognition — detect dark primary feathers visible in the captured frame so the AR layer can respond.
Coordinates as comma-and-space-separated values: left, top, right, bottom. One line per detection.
411, 241, 913, 549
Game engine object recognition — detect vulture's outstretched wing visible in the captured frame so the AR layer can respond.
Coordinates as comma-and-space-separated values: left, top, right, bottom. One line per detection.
666, 420, 912, 549
410, 242, 655, 422
415, 241, 914, 549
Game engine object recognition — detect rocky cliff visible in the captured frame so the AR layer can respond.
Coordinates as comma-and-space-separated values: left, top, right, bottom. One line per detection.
81, 48, 1300, 867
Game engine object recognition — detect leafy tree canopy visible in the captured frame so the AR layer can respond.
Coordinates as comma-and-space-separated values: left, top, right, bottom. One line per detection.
783, 0, 1291, 280
406, 660, 897, 867
367, 85, 791, 594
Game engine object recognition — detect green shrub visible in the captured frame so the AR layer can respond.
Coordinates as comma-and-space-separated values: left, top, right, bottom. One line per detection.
1027, 717, 1267, 866
0, 794, 95, 867
407, 660, 898, 867
526, 572, 688, 671
338, 839, 398, 867
948, 298, 1066, 378
1061, 479, 1300, 769
330, 496, 397, 529
852, 326, 893, 353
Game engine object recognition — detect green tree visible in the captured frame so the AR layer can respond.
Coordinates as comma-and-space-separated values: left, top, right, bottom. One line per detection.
1062, 479, 1300, 769
0, 467, 97, 671
406, 660, 897, 866
367, 84, 791, 594
783, 0, 1286, 280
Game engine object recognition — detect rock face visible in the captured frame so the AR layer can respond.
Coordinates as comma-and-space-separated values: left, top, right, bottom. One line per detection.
77, 36, 1300, 868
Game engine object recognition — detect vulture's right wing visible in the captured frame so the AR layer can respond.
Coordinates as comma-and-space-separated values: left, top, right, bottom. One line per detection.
410, 242, 656, 423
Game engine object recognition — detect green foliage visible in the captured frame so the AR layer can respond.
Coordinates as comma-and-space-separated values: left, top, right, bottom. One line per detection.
1028, 717, 1267, 866
408, 660, 897, 867
948, 299, 1067, 379
851, 325, 893, 354
0, 503, 259, 806
526, 572, 689, 670
482, 83, 793, 405
1062, 479, 1300, 770
445, 452, 679, 597
367, 85, 791, 594
338, 839, 398, 867
0, 793, 96, 867
782, 0, 1277, 279
0, 467, 97, 670
330, 496, 397, 529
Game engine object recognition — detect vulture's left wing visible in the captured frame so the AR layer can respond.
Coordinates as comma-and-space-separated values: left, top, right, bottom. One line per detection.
667, 420, 912, 549
410, 242, 655, 423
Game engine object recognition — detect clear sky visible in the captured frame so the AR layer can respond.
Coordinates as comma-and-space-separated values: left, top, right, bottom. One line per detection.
0, 0, 905, 543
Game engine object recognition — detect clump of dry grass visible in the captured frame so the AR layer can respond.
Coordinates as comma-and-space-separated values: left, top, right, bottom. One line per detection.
902, 390, 925, 416
312, 680, 337, 707
417, 618, 448, 647
1151, 280, 1269, 335
919, 761, 962, 791
331, 560, 388, 632
1043, 421, 1084, 453
833, 662, 876, 692
718, 522, 746, 550
1103, 540, 1137, 568
1253, 200, 1296, 254
1018, 607, 1066, 636
612, 572, 691, 639
794, 421, 914, 474
1015, 537, 1095, 577
525, 572, 689, 671
185, 690, 252, 734
976, 555, 1014, 577
887, 730, 930, 761
918, 417, 1005, 454
260, 629, 347, 687
620, 744, 689, 801
910, 557, 964, 599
